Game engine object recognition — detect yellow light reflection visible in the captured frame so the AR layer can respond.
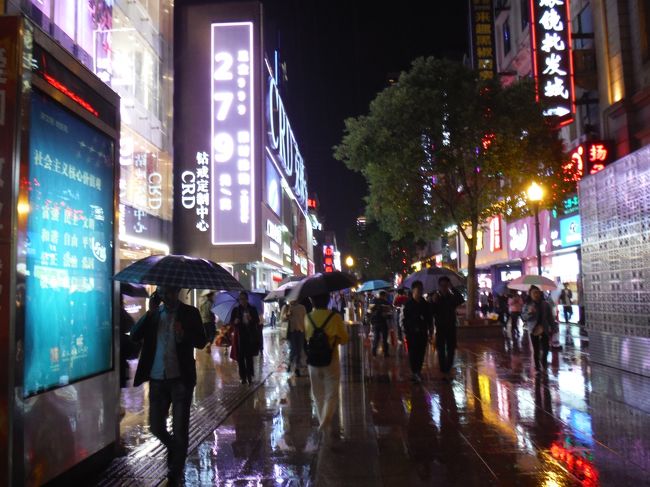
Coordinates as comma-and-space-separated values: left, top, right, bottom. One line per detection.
17, 200, 30, 215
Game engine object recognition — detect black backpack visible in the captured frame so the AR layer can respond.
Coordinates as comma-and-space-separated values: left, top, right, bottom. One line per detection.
305, 312, 336, 367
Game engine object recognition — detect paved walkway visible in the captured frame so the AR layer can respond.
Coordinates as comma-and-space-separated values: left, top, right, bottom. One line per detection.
93, 323, 650, 486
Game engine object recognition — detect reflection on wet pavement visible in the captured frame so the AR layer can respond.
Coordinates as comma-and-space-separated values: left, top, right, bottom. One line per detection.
105, 323, 650, 486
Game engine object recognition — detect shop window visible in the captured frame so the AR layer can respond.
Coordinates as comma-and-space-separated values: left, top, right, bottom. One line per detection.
502, 18, 512, 56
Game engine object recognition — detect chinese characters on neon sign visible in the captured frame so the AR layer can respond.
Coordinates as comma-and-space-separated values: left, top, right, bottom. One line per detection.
211, 22, 255, 245
323, 245, 334, 273
531, 0, 575, 125
563, 141, 612, 181
471, 0, 496, 80
180, 151, 210, 232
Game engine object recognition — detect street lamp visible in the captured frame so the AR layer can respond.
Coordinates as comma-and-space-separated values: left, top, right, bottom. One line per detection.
527, 182, 544, 275
345, 255, 354, 269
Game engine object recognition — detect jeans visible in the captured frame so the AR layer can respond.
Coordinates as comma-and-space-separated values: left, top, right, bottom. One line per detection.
288, 330, 304, 370
436, 327, 457, 373
372, 322, 389, 356
530, 332, 550, 369
406, 333, 427, 375
149, 379, 194, 477
563, 305, 573, 323
308, 354, 341, 436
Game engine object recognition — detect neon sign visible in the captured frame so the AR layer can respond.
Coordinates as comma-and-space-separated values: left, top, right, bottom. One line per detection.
471, 0, 496, 80
564, 141, 612, 181
323, 244, 334, 273
489, 216, 502, 252
267, 66, 308, 209
42, 73, 99, 117
211, 22, 255, 245
180, 151, 210, 232
530, 0, 575, 126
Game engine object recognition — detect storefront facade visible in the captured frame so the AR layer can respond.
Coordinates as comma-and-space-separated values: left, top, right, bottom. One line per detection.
173, 2, 312, 291
7, 0, 176, 276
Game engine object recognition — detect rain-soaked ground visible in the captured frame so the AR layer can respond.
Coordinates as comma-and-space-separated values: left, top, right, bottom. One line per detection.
95, 322, 650, 486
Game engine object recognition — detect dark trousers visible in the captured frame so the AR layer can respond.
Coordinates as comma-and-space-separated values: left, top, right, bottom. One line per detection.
238, 351, 255, 381
372, 322, 389, 356
436, 327, 457, 373
510, 312, 521, 335
406, 333, 427, 374
530, 333, 550, 369
288, 330, 304, 369
149, 378, 193, 477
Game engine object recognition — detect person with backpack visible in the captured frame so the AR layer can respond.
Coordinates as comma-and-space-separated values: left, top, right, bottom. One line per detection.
304, 293, 349, 444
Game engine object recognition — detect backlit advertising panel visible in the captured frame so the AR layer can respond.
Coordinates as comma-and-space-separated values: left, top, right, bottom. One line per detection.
211, 21, 255, 245
530, 0, 575, 126
266, 155, 281, 217
23, 91, 114, 397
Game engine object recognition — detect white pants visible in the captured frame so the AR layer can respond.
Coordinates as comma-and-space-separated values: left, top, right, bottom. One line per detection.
308, 354, 341, 434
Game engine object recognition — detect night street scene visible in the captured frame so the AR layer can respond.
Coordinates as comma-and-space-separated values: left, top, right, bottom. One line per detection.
2, 1, 650, 486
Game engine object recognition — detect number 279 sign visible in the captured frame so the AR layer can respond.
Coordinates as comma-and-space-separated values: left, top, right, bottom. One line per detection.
211, 22, 256, 245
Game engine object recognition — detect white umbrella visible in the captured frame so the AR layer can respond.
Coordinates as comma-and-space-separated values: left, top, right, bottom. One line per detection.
507, 275, 557, 292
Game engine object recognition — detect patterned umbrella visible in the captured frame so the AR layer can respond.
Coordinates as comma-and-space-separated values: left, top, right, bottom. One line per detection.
285, 272, 356, 301
114, 254, 243, 290
212, 291, 264, 323
357, 279, 393, 292
507, 275, 557, 292
264, 281, 300, 302
403, 267, 465, 293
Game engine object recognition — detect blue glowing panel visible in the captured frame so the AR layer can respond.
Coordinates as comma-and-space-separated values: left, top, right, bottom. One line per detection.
560, 214, 581, 247
24, 91, 114, 397
266, 156, 281, 217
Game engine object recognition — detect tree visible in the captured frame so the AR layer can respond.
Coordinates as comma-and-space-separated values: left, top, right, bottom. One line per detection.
335, 58, 568, 319
346, 221, 417, 282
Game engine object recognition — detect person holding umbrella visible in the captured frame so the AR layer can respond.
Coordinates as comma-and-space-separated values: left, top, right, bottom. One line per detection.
230, 291, 262, 385
522, 285, 555, 372
369, 290, 391, 357
130, 286, 208, 485
430, 276, 465, 380
199, 290, 217, 353
286, 299, 307, 377
400, 280, 433, 383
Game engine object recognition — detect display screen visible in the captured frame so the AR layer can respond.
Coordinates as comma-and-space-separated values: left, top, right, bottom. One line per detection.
23, 91, 114, 397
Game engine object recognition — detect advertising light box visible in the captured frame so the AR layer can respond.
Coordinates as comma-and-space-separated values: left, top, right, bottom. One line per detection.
23, 91, 114, 397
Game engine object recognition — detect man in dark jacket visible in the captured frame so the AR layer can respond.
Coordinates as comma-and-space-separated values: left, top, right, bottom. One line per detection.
431, 276, 465, 379
230, 291, 261, 384
131, 286, 207, 485
400, 280, 433, 383
369, 290, 391, 357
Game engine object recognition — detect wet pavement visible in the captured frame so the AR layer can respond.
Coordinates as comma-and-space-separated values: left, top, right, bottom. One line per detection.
94, 323, 650, 486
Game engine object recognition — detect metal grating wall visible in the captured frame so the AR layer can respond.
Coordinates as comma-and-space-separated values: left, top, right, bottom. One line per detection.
579, 144, 650, 377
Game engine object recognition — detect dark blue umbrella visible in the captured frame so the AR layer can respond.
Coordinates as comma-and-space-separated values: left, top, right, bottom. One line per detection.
114, 254, 243, 291
212, 291, 264, 323
357, 279, 392, 292
286, 272, 356, 301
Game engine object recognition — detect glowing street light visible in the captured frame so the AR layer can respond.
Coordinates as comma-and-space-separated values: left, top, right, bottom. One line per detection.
527, 182, 544, 275
345, 256, 354, 268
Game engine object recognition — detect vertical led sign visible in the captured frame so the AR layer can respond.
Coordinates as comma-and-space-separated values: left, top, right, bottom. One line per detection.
530, 0, 575, 126
211, 22, 255, 245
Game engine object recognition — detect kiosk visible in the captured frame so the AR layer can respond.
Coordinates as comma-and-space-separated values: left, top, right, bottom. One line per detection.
0, 16, 120, 486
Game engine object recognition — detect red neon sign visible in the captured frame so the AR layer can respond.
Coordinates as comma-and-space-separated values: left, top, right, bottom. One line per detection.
42, 73, 99, 117
489, 216, 502, 252
308, 198, 317, 209
565, 141, 611, 182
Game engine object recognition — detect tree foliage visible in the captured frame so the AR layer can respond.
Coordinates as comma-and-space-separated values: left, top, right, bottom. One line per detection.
335, 58, 568, 318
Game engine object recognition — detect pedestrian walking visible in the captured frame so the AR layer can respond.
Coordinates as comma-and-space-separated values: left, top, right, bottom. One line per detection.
430, 276, 465, 379
369, 290, 391, 357
286, 300, 307, 376
393, 288, 409, 343
305, 293, 349, 445
400, 281, 433, 383
199, 290, 217, 352
130, 286, 208, 485
230, 291, 262, 385
479, 291, 489, 317
508, 291, 524, 337
497, 293, 509, 325
559, 283, 573, 323
523, 285, 554, 372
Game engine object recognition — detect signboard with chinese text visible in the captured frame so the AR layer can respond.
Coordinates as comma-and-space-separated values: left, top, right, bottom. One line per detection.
323, 244, 334, 273
470, 0, 496, 80
24, 90, 114, 396
564, 141, 612, 181
506, 210, 551, 260
211, 22, 255, 245
530, 0, 575, 126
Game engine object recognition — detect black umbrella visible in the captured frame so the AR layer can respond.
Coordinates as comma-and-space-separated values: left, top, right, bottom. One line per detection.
285, 272, 356, 301
120, 282, 149, 298
114, 254, 243, 291
278, 275, 304, 287
264, 281, 300, 302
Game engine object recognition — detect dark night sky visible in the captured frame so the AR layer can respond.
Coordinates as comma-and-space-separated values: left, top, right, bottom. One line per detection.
262, 1, 470, 250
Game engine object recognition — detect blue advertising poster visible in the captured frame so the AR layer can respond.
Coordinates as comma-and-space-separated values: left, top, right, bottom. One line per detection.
266, 156, 282, 217
560, 215, 582, 248
24, 91, 114, 397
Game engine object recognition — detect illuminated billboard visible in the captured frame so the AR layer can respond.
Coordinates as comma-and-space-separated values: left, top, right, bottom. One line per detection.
23, 91, 114, 397
530, 0, 575, 126
211, 21, 256, 245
